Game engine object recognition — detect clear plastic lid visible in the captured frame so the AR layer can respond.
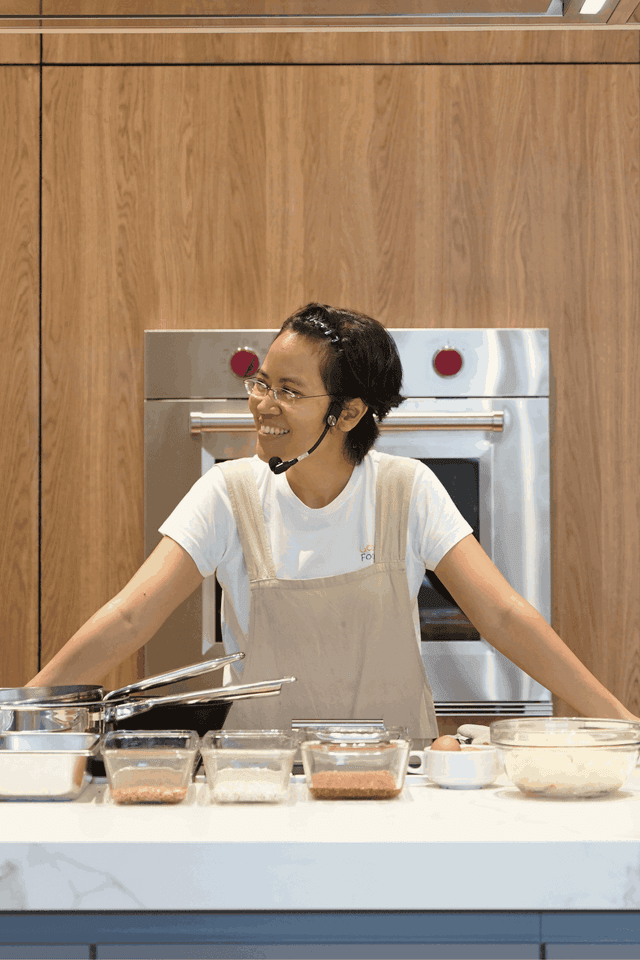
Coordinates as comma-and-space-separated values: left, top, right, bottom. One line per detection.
102, 730, 199, 751
201, 730, 298, 751
314, 726, 407, 744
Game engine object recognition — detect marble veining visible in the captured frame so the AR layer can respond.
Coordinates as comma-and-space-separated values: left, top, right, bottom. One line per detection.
0, 845, 145, 910
3, 776, 640, 910
0, 858, 27, 909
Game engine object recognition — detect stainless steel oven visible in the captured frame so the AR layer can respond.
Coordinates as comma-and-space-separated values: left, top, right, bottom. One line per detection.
144, 328, 551, 717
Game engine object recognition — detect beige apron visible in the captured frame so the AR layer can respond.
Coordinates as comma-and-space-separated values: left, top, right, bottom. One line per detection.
219, 453, 439, 743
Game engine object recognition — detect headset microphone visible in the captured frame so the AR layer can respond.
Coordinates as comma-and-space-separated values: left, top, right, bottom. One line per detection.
268, 400, 343, 475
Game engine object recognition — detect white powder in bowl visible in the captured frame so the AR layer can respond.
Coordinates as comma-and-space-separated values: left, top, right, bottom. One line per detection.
500, 731, 638, 798
210, 766, 288, 803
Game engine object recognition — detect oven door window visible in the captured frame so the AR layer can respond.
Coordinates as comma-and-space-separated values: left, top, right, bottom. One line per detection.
417, 458, 480, 642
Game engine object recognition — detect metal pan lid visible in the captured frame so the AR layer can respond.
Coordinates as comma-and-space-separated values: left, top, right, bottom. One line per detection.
0, 686, 105, 705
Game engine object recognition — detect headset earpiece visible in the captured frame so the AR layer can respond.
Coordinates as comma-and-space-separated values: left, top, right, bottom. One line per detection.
325, 399, 343, 427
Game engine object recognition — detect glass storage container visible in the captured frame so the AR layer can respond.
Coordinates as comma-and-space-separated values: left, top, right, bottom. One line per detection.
300, 726, 410, 799
200, 730, 297, 803
491, 718, 640, 799
102, 730, 199, 804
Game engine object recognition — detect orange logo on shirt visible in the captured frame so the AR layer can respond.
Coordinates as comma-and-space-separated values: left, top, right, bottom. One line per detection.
360, 544, 374, 562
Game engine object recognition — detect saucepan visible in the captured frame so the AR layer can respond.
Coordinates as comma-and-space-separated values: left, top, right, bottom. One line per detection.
0, 653, 297, 736
0, 651, 248, 712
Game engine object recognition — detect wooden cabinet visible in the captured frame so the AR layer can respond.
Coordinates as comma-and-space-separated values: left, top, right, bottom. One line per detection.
1, 32, 638, 713
0, 62, 40, 686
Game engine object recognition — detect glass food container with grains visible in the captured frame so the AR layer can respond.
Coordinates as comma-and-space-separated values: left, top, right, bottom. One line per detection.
102, 730, 199, 804
200, 730, 297, 803
300, 726, 410, 799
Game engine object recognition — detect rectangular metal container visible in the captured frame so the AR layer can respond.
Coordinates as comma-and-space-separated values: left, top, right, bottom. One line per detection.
0, 732, 100, 800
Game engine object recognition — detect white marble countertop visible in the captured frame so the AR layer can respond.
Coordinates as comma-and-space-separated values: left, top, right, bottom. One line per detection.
2, 769, 640, 912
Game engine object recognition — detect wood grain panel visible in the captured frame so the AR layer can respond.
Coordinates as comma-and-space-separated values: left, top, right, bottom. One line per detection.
0, 0, 38, 11
42, 0, 553, 12
547, 66, 640, 715
0, 67, 40, 686
607, 0, 639, 23
44, 0, 552, 12
44, 30, 639, 66
0, 34, 40, 64
42, 67, 145, 691
41, 62, 639, 717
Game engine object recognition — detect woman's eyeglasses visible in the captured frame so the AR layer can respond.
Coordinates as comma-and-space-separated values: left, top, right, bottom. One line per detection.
244, 378, 329, 405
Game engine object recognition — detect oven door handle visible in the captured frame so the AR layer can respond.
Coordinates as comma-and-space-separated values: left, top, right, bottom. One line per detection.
189, 410, 504, 435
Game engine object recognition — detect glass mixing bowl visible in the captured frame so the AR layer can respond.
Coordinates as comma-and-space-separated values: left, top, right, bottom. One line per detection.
490, 718, 640, 799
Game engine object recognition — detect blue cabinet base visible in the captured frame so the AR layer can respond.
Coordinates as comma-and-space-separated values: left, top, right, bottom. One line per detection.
2, 913, 640, 959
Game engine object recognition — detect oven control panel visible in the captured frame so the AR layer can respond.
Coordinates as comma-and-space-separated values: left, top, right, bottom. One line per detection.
145, 328, 548, 399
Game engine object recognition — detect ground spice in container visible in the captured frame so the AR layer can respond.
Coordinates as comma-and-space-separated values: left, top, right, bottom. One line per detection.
310, 769, 400, 800
105, 753, 192, 805
110, 785, 188, 804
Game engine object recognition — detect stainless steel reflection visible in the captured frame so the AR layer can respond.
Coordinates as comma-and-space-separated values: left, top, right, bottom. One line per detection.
0, 732, 100, 801
189, 411, 505, 434
101, 676, 296, 724
1, 663, 294, 733
145, 328, 551, 718
0, 677, 295, 733
0, 685, 104, 705
0, 705, 91, 733
1, 652, 245, 708
100, 652, 245, 702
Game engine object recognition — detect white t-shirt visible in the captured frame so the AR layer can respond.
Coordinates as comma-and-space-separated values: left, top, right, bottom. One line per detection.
158, 451, 473, 658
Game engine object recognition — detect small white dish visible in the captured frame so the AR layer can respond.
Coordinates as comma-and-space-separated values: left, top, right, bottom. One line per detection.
424, 744, 499, 789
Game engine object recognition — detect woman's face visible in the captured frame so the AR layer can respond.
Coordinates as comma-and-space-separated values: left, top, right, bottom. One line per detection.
249, 331, 335, 465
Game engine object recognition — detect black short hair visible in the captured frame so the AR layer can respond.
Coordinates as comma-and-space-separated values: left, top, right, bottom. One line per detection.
273, 302, 406, 466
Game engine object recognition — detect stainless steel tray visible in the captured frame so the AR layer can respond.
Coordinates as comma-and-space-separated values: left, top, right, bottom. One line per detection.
0, 732, 100, 800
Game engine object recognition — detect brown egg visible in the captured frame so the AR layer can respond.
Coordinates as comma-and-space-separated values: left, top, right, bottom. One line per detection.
430, 735, 462, 752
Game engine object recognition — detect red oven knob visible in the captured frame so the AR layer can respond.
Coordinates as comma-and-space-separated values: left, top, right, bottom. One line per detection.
230, 348, 260, 378
433, 347, 463, 377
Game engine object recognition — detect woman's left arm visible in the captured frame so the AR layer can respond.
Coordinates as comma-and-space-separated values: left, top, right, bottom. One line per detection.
434, 534, 638, 722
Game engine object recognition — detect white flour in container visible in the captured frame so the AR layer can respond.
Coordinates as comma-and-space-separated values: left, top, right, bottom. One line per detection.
210, 766, 289, 803
500, 731, 638, 797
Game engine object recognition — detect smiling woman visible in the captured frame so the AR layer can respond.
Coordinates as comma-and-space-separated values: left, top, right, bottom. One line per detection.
243, 304, 407, 507
26, 303, 640, 738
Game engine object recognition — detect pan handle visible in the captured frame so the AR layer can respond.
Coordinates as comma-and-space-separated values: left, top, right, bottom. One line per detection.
102, 652, 246, 702
103, 677, 296, 723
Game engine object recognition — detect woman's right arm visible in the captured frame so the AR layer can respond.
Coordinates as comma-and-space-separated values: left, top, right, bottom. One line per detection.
26, 536, 205, 687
